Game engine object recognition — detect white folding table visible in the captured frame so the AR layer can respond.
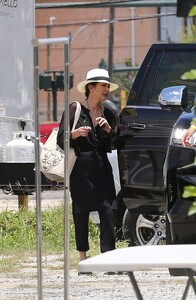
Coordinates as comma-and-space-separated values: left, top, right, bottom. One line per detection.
78, 244, 196, 300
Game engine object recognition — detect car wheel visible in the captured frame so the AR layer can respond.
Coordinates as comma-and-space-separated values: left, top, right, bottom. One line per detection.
122, 209, 166, 246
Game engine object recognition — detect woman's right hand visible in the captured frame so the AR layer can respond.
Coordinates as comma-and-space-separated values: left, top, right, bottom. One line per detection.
181, 127, 195, 147
71, 126, 91, 139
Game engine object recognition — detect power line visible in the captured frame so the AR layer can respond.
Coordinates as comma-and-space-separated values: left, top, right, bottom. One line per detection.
36, 12, 176, 28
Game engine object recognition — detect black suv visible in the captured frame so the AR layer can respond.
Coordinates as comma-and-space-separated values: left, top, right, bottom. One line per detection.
160, 85, 196, 245
115, 43, 196, 247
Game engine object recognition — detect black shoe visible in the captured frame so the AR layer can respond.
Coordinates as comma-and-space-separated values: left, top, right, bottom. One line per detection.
117, 271, 127, 275
78, 257, 92, 275
104, 271, 117, 275
78, 271, 93, 276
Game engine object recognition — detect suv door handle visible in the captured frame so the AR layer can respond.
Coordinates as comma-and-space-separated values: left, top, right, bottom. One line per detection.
118, 122, 146, 139
127, 122, 146, 130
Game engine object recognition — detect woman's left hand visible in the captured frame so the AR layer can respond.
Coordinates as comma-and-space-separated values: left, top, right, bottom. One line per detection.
96, 117, 111, 134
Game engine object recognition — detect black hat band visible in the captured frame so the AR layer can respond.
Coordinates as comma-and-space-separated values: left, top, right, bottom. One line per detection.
87, 76, 110, 82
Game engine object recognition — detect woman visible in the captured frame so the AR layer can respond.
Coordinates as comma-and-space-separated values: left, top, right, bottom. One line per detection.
57, 68, 119, 264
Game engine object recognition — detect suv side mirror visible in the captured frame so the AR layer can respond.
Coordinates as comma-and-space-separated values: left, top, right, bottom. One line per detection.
158, 85, 188, 112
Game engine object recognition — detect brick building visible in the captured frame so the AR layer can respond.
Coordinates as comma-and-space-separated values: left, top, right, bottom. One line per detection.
35, 1, 181, 122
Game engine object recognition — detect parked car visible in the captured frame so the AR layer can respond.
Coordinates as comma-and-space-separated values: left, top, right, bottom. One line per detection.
115, 43, 196, 247
159, 85, 196, 244
40, 122, 59, 144
158, 84, 196, 276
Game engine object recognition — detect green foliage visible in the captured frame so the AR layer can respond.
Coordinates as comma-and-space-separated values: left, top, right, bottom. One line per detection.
98, 57, 138, 108
182, 186, 196, 216
181, 69, 196, 80
0, 205, 128, 271
112, 58, 138, 108
188, 201, 196, 216
112, 58, 138, 92
183, 185, 196, 198
188, 6, 196, 17
0, 209, 37, 253
0, 205, 100, 255
182, 25, 196, 43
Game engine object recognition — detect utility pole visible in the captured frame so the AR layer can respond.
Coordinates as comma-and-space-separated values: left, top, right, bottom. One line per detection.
46, 17, 55, 121
108, 6, 114, 80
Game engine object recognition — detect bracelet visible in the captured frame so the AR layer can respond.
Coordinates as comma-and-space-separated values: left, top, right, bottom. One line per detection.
190, 124, 196, 131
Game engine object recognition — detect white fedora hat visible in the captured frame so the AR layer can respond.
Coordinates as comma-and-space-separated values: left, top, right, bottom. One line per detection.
77, 68, 119, 93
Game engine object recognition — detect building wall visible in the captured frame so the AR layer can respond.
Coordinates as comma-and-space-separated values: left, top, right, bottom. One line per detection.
35, 1, 162, 122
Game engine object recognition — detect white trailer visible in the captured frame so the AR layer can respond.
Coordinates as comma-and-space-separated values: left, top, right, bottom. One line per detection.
0, 0, 34, 120
0, 1, 49, 203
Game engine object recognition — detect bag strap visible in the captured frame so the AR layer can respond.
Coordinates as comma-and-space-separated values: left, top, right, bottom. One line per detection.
72, 101, 81, 131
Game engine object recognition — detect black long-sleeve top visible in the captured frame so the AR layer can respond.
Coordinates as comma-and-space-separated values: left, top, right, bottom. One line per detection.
57, 100, 118, 156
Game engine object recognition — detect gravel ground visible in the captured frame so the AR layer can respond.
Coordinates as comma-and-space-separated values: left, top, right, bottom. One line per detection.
0, 191, 196, 299
1, 254, 196, 300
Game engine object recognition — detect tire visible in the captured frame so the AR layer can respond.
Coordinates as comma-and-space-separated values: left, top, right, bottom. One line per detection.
122, 209, 166, 246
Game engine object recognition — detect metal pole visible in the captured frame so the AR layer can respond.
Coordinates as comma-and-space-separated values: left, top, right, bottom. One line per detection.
131, 8, 136, 67
33, 44, 43, 300
46, 17, 56, 122
32, 36, 70, 300
46, 25, 51, 122
108, 6, 114, 79
34, 37, 70, 45
70, 24, 90, 42
63, 41, 70, 300
51, 81, 58, 121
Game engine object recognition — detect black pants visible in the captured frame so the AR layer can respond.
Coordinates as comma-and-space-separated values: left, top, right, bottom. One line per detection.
73, 209, 116, 253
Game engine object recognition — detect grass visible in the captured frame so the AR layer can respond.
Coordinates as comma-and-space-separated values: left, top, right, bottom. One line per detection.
0, 204, 127, 272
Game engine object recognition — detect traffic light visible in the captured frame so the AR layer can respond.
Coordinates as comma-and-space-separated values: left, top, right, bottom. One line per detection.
55, 72, 64, 90
177, 0, 195, 17
39, 73, 52, 90
55, 72, 74, 90
39, 72, 74, 90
